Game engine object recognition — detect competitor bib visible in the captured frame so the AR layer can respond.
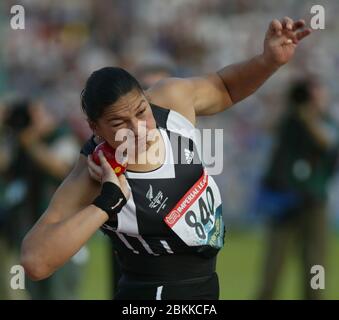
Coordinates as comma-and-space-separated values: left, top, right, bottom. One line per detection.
164, 170, 224, 248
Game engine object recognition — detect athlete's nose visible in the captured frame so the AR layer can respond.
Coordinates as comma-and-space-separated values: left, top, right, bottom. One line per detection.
129, 118, 147, 137
129, 117, 139, 135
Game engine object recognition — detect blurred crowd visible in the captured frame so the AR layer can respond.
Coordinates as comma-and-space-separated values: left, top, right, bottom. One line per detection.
0, 0, 339, 299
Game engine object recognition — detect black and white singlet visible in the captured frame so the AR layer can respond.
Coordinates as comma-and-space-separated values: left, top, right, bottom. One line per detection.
80, 104, 225, 282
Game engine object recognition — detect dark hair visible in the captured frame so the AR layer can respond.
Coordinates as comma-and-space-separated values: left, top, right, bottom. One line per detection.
81, 67, 143, 121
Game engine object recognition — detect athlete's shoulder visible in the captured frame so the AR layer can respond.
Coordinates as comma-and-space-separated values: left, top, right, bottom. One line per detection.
146, 77, 196, 126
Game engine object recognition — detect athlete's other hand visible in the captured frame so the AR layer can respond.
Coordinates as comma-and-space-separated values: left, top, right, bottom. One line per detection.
263, 17, 312, 68
87, 151, 130, 200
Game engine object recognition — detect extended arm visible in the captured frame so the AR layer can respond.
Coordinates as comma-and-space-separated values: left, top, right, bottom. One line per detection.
147, 17, 311, 124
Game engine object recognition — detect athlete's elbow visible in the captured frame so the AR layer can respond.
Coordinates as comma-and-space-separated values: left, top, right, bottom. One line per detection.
20, 242, 54, 281
21, 254, 54, 281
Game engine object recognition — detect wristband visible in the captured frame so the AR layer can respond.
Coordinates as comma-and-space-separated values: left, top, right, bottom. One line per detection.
93, 182, 127, 220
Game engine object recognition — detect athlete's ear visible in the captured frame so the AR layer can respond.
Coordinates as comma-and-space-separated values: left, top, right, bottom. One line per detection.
88, 119, 99, 136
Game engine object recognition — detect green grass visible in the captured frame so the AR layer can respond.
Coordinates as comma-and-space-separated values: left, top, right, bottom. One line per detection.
78, 234, 111, 300
217, 229, 339, 299
78, 230, 339, 300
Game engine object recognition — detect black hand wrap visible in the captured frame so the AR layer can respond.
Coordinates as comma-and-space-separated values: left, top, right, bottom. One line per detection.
93, 182, 127, 221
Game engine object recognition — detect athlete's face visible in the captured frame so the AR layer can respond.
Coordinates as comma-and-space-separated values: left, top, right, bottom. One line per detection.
90, 89, 157, 154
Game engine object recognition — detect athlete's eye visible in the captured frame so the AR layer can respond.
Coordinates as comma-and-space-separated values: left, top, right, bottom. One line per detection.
137, 109, 146, 117
111, 122, 124, 128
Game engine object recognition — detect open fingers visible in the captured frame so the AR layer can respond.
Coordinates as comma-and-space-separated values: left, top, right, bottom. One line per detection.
296, 28, 312, 41
269, 19, 283, 36
282, 18, 311, 43
293, 19, 306, 31
282, 29, 298, 44
267, 16, 311, 48
282, 16, 294, 31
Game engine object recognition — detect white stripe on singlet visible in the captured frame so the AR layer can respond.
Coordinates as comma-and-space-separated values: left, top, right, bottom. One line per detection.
156, 286, 163, 300
160, 240, 174, 254
117, 180, 139, 234
166, 110, 195, 140
115, 232, 139, 254
135, 235, 160, 256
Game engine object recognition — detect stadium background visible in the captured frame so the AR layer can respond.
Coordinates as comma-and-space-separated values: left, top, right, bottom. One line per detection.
0, 0, 338, 299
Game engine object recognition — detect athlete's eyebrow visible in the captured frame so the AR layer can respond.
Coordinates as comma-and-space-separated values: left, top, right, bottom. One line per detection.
107, 99, 146, 121
135, 99, 147, 110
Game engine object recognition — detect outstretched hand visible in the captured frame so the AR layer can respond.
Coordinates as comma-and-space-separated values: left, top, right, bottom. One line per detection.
263, 17, 312, 67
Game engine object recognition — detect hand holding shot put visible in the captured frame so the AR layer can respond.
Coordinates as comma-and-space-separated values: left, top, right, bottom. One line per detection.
88, 150, 130, 200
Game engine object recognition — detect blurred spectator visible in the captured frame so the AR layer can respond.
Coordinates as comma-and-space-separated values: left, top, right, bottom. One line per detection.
257, 79, 339, 299
1, 99, 82, 299
0, 102, 13, 299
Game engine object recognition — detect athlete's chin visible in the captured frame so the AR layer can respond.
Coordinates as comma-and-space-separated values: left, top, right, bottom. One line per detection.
125, 143, 148, 162
138, 139, 152, 152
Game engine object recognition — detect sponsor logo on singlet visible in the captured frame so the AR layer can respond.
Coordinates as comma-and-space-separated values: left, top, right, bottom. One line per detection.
184, 148, 194, 164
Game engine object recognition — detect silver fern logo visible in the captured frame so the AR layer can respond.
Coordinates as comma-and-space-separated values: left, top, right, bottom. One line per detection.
146, 184, 168, 213
146, 184, 154, 201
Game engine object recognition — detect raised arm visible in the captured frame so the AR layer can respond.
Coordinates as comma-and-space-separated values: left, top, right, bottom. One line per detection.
147, 17, 311, 123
